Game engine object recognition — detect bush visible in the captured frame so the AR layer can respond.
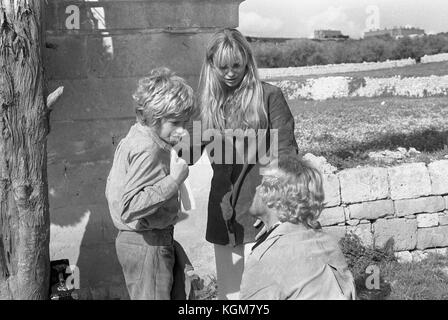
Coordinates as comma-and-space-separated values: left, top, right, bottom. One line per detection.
339, 233, 395, 300
250, 34, 448, 68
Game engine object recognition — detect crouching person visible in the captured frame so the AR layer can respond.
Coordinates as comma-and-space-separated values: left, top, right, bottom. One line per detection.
240, 155, 356, 300
105, 68, 195, 300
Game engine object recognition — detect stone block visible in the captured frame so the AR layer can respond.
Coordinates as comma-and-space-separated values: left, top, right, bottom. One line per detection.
417, 226, 448, 249
411, 250, 428, 262
338, 167, 389, 204
347, 200, 394, 220
425, 248, 448, 256
347, 223, 373, 247
416, 213, 439, 228
322, 226, 347, 241
323, 174, 340, 207
373, 219, 417, 251
445, 196, 448, 210
388, 163, 431, 200
347, 219, 360, 226
428, 160, 448, 195
394, 196, 445, 217
395, 251, 413, 263
439, 212, 448, 226
318, 207, 345, 226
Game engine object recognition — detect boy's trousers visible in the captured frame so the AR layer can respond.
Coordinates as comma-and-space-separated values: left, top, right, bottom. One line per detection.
116, 227, 175, 300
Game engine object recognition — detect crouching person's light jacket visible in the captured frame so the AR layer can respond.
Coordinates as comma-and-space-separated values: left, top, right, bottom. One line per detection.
240, 222, 356, 300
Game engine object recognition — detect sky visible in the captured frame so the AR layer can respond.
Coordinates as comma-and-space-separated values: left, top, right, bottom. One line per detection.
238, 0, 448, 39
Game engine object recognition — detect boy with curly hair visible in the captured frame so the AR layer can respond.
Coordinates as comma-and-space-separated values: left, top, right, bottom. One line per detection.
105, 68, 195, 300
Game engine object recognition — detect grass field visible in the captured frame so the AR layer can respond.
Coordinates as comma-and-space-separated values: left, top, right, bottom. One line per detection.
267, 61, 448, 82
290, 96, 448, 170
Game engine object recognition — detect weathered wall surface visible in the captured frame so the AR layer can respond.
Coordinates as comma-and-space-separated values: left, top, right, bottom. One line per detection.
45, 0, 242, 299
315, 160, 448, 262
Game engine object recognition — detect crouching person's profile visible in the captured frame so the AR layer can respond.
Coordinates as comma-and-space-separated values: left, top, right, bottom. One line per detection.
239, 155, 356, 300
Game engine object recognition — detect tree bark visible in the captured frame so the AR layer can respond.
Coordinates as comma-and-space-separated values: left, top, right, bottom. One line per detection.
0, 0, 50, 299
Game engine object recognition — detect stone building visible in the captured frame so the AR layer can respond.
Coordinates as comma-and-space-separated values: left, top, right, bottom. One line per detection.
314, 29, 349, 41
45, 0, 243, 299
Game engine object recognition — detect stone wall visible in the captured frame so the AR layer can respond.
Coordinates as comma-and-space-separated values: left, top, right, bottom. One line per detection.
259, 58, 417, 79
421, 53, 448, 64
259, 53, 448, 80
45, 0, 243, 299
269, 75, 448, 100
316, 160, 448, 260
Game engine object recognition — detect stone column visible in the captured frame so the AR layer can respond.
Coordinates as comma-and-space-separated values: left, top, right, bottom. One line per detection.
44, 0, 244, 299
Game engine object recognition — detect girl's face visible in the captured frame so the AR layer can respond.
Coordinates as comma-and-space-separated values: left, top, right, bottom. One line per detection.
213, 48, 247, 89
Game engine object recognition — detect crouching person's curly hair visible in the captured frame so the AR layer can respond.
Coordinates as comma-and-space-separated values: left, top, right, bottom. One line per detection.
258, 154, 325, 229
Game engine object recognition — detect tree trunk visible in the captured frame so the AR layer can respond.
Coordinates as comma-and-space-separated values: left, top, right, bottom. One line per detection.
0, 0, 50, 299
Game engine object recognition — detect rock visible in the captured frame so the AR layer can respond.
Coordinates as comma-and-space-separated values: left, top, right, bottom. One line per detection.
417, 226, 448, 249
302, 153, 337, 175
323, 174, 341, 207
428, 160, 448, 195
412, 250, 428, 262
347, 219, 360, 226
373, 219, 417, 251
394, 196, 445, 217
388, 163, 432, 200
395, 251, 413, 263
319, 207, 345, 227
439, 212, 448, 226
416, 213, 440, 228
347, 200, 394, 220
347, 223, 373, 247
338, 167, 389, 204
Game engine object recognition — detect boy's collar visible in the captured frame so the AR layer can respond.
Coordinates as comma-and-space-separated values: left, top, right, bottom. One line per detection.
135, 122, 172, 152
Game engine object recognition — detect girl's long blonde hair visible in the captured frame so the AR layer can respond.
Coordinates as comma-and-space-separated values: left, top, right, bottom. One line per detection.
198, 29, 267, 131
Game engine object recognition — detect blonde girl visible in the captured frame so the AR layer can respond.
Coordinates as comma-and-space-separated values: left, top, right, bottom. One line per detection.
195, 28, 299, 299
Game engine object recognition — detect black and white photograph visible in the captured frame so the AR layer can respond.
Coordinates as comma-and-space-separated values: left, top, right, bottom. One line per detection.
1, 0, 448, 307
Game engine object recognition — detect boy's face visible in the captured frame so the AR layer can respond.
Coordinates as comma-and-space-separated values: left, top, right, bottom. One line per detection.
158, 118, 186, 145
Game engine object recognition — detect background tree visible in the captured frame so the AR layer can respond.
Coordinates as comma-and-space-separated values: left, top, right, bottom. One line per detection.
0, 0, 61, 299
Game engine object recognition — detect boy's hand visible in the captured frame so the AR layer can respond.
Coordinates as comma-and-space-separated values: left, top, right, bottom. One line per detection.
170, 156, 189, 186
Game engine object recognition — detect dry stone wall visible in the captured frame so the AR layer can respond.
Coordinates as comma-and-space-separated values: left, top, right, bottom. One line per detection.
259, 58, 416, 79
316, 160, 448, 259
421, 53, 448, 64
270, 75, 448, 100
